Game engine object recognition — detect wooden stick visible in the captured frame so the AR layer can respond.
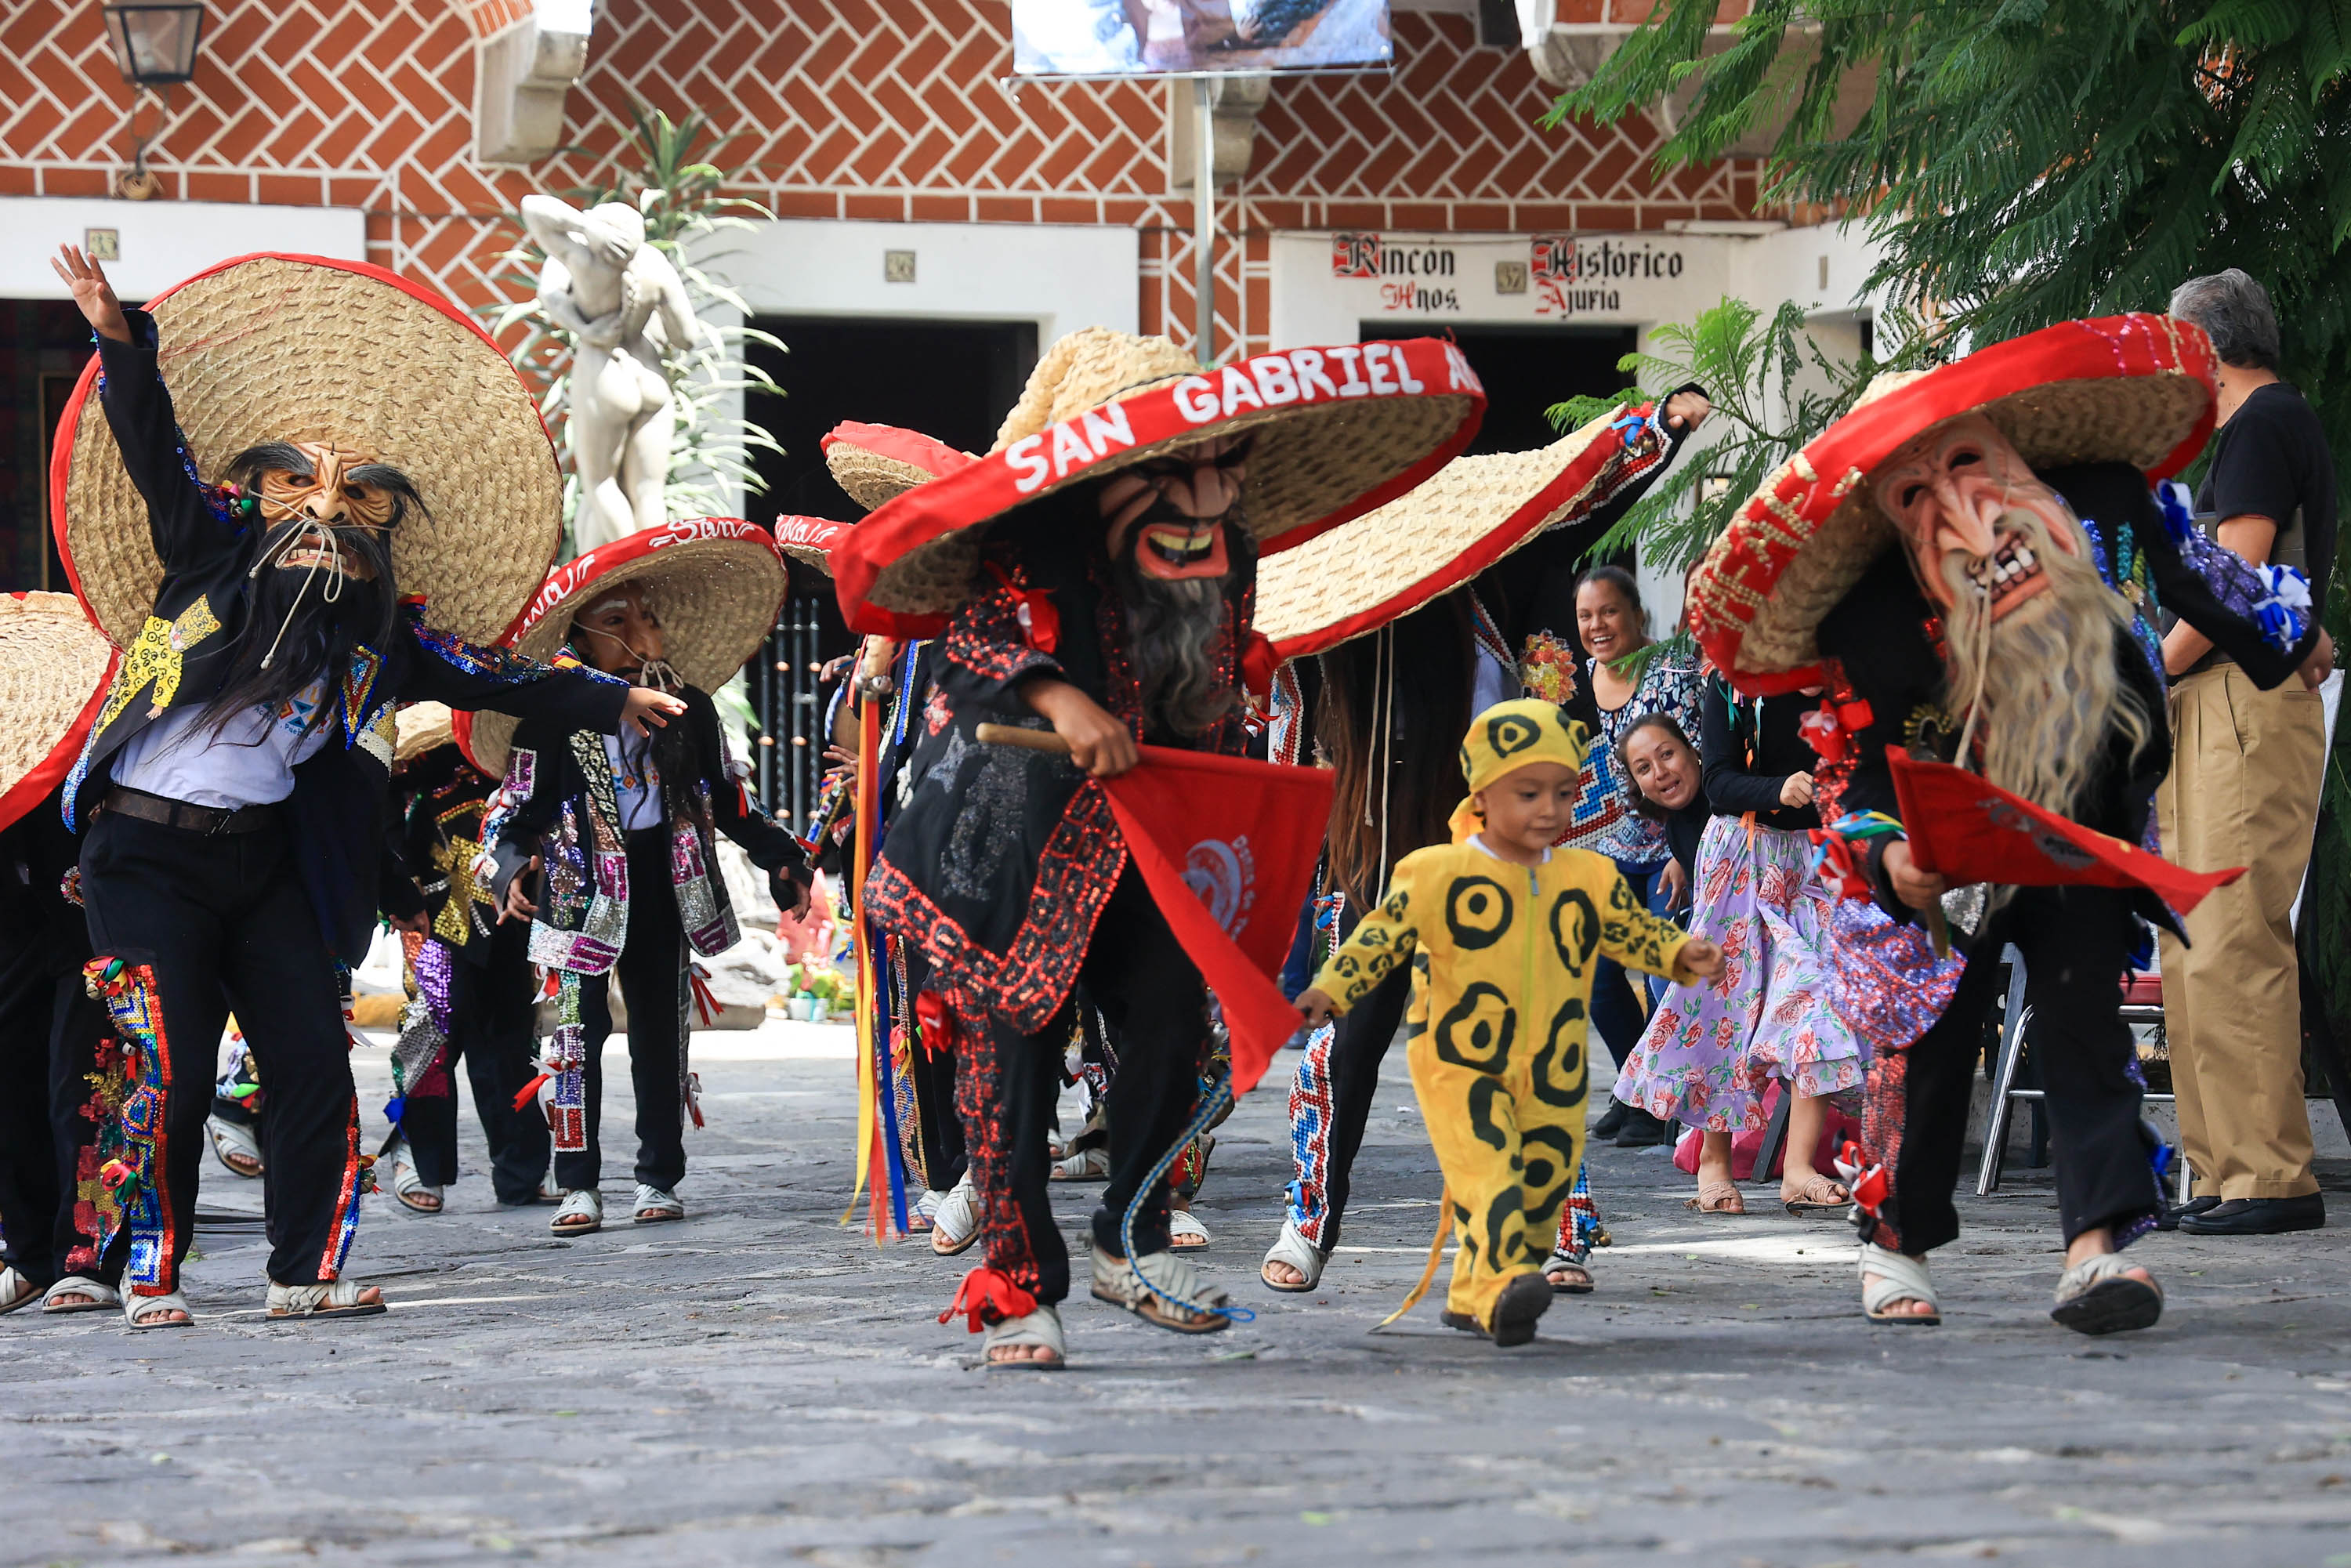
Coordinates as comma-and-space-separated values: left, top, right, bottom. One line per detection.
974, 722, 1071, 755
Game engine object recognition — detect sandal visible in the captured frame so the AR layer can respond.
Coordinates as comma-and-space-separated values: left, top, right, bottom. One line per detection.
534, 1175, 563, 1205
1169, 1210, 1210, 1251
0, 1266, 38, 1316
1049, 1146, 1110, 1182
931, 1173, 980, 1257
1260, 1219, 1328, 1293
207, 1116, 263, 1179
388, 1137, 442, 1215
1542, 1250, 1594, 1295
982, 1304, 1066, 1370
2051, 1251, 2163, 1336
124, 1289, 194, 1330
632, 1184, 685, 1224
1089, 1244, 1231, 1334
550, 1189, 603, 1236
1440, 1310, 1487, 1336
1685, 1179, 1746, 1214
1782, 1172, 1849, 1215
1859, 1242, 1941, 1326
41, 1275, 119, 1315
266, 1279, 386, 1320
1491, 1271, 1552, 1348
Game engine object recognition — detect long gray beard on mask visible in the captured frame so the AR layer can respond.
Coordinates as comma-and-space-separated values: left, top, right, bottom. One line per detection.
1936, 506, 2150, 821
1112, 556, 1234, 737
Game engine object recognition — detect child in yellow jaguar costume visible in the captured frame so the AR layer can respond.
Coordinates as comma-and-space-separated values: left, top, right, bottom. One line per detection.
1296, 698, 1721, 1345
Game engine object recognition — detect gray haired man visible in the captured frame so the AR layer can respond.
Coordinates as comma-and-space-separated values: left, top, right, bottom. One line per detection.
2158, 268, 2338, 1236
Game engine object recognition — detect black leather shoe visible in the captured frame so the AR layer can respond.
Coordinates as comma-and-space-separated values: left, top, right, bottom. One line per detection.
1614, 1109, 1678, 1148
2177, 1193, 2327, 1235
2155, 1196, 2221, 1233
1591, 1100, 1631, 1141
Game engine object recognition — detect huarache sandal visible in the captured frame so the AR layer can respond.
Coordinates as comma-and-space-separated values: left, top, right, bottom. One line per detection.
1490, 1271, 1553, 1348
1859, 1242, 1940, 1326
550, 1189, 603, 1236
983, 1304, 1066, 1370
0, 1266, 38, 1316
207, 1116, 263, 1179
40, 1276, 119, 1315
1260, 1219, 1328, 1292
388, 1137, 443, 1215
931, 1172, 980, 1256
1440, 1310, 1487, 1336
124, 1289, 194, 1330
1781, 1173, 1849, 1215
1685, 1179, 1746, 1214
1090, 1244, 1231, 1334
632, 1183, 685, 1223
1169, 1210, 1211, 1251
1542, 1250, 1594, 1295
266, 1279, 386, 1320
1049, 1146, 1110, 1182
2050, 1251, 2163, 1336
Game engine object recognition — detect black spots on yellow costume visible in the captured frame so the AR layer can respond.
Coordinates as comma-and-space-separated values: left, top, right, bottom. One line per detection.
1313, 698, 1697, 1333
1315, 843, 1695, 1329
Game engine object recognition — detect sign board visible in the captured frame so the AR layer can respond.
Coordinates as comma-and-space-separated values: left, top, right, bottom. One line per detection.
1012, 0, 1390, 75
1326, 231, 1695, 320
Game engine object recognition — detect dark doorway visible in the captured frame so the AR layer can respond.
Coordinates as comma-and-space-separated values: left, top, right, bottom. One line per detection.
741, 315, 1038, 829
2, 300, 100, 595
1362, 320, 1641, 565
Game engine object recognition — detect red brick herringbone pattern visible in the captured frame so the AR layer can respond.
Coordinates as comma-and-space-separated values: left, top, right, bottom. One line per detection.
0, 0, 1752, 357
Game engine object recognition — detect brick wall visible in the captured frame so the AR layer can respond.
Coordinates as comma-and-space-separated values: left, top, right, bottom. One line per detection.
0, 0, 1753, 356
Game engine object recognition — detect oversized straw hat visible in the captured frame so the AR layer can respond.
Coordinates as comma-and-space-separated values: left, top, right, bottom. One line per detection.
0, 592, 119, 832
833, 328, 1486, 637
773, 513, 851, 577
1688, 313, 2217, 693
393, 701, 455, 766
455, 517, 788, 780
1258, 402, 1665, 659
821, 422, 975, 512
50, 252, 563, 650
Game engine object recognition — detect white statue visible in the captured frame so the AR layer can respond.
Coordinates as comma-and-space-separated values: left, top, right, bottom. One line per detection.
521, 194, 698, 550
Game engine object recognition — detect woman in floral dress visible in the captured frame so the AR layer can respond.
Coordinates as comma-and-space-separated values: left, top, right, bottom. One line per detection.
1610, 672, 1863, 1213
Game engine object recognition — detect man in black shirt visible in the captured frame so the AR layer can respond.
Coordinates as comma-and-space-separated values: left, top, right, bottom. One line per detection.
2158, 269, 2337, 1236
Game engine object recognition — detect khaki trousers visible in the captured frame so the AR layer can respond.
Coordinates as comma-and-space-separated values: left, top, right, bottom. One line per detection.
2156, 664, 2327, 1200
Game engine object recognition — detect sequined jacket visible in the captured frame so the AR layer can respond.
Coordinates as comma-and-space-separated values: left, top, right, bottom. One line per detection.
390, 746, 501, 965
863, 496, 1256, 1033
68, 311, 632, 964
485, 685, 808, 976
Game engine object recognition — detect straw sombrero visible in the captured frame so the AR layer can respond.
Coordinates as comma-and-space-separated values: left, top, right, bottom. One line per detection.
833, 328, 1486, 637
394, 701, 455, 766
50, 252, 563, 650
1688, 313, 2216, 693
821, 422, 975, 512
1257, 403, 1666, 660
0, 592, 120, 831
455, 517, 788, 780
773, 514, 851, 577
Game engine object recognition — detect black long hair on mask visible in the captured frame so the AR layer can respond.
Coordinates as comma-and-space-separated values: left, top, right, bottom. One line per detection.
193, 444, 417, 741
1104, 493, 1255, 738
1316, 592, 1474, 907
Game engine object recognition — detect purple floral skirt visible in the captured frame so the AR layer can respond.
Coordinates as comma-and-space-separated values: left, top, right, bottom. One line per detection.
1613, 816, 1866, 1132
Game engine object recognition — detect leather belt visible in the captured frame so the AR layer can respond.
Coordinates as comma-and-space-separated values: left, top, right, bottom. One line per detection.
101, 785, 278, 835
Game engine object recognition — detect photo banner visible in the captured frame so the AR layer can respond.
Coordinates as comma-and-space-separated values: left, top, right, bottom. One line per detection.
1012, 0, 1392, 76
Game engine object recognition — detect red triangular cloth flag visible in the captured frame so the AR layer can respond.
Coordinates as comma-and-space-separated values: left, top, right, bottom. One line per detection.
1101, 746, 1334, 1097
1887, 748, 2242, 917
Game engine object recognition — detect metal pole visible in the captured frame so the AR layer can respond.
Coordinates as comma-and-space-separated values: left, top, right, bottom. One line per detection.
1194, 74, 1215, 366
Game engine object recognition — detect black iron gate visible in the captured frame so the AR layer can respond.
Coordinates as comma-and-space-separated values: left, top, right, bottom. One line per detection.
744, 586, 847, 831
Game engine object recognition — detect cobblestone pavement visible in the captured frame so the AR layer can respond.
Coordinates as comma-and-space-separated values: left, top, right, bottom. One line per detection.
5, 1023, 2349, 1566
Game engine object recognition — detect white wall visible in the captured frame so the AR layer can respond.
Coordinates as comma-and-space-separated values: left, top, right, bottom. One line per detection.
0, 199, 368, 299
708, 219, 1139, 339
